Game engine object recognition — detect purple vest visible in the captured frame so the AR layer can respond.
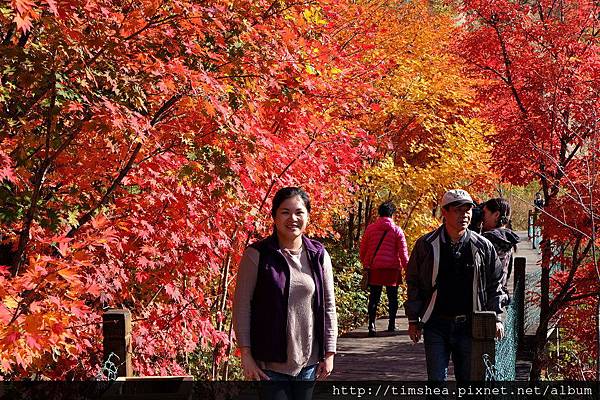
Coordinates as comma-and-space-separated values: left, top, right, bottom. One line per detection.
249, 233, 326, 363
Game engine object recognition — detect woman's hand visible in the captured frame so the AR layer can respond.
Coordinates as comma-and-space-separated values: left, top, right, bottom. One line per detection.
316, 352, 335, 380
240, 347, 269, 381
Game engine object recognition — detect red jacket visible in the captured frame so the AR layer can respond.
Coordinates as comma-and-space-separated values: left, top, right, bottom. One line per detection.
359, 217, 409, 286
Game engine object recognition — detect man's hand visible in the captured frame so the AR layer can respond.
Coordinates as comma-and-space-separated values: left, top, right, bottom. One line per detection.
316, 352, 335, 380
240, 347, 269, 381
408, 323, 422, 343
495, 322, 504, 340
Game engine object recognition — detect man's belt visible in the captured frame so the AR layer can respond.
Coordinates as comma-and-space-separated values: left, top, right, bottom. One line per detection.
435, 314, 468, 323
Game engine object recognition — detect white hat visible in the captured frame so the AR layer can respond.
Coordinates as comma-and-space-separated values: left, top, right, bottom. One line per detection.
441, 189, 476, 208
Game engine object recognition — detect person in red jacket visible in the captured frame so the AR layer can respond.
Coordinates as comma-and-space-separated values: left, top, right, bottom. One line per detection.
359, 201, 409, 336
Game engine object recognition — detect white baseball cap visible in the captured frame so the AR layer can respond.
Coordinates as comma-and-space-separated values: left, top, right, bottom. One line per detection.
441, 189, 476, 208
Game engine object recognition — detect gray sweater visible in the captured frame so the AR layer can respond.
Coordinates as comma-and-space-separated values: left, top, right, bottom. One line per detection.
233, 246, 337, 376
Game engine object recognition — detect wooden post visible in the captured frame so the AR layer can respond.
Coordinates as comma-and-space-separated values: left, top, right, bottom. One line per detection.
470, 311, 497, 380
513, 257, 527, 350
103, 309, 132, 377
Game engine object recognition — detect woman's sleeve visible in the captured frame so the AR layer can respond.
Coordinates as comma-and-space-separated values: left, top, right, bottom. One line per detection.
322, 249, 338, 353
232, 247, 260, 348
359, 226, 370, 266
396, 227, 409, 269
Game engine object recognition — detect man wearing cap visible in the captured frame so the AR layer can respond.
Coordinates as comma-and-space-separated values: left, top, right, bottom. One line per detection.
405, 189, 506, 382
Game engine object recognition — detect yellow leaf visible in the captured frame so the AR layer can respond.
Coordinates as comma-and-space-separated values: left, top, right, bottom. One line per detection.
4, 297, 18, 309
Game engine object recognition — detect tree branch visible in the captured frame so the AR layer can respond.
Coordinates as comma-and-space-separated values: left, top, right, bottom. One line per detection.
17, 30, 31, 48
12, 87, 88, 273
66, 94, 183, 238
66, 141, 142, 238
2, 23, 16, 45
492, 23, 529, 121
565, 291, 600, 303
548, 236, 592, 318
151, 93, 183, 126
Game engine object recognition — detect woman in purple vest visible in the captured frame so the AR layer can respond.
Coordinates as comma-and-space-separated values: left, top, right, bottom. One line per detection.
233, 187, 337, 398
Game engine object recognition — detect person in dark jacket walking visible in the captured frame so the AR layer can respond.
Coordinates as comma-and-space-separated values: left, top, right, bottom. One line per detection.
406, 189, 506, 382
533, 192, 544, 210
481, 198, 520, 290
359, 202, 409, 336
233, 187, 337, 399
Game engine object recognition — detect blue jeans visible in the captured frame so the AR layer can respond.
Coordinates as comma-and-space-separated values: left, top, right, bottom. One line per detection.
259, 364, 318, 400
423, 317, 472, 382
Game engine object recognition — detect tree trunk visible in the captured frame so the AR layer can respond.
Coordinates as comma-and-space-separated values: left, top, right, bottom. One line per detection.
212, 253, 232, 379
530, 321, 550, 381
365, 197, 373, 233
529, 234, 552, 380
597, 292, 600, 380
222, 316, 235, 380
355, 200, 363, 249
347, 211, 355, 249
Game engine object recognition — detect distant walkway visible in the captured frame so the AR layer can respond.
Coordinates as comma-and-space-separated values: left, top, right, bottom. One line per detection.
330, 231, 541, 381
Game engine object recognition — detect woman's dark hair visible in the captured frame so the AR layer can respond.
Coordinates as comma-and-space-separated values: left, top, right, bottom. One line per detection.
483, 197, 511, 227
271, 187, 311, 217
378, 201, 396, 217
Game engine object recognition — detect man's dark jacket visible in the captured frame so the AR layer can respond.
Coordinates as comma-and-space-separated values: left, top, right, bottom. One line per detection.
405, 226, 507, 324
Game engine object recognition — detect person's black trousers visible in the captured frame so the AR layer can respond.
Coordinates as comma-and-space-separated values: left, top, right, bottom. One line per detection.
367, 285, 399, 332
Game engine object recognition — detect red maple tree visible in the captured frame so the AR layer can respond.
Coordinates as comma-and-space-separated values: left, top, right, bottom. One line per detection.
455, 0, 600, 380
0, 0, 382, 378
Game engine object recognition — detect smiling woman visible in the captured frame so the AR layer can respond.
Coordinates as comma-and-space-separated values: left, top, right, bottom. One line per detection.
233, 187, 338, 400
272, 190, 311, 250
